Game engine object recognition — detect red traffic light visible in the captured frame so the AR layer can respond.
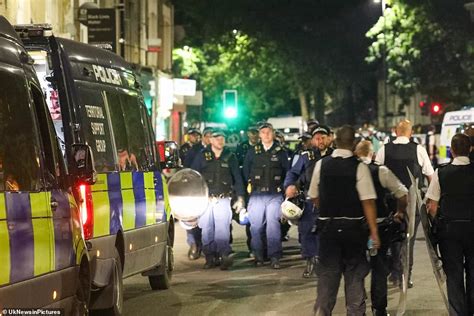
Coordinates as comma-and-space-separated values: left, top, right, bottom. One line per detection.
419, 101, 426, 108
430, 102, 442, 115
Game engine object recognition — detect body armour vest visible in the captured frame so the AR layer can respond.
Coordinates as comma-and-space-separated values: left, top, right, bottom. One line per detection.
385, 141, 423, 189
368, 163, 392, 218
201, 149, 234, 195
250, 144, 284, 193
438, 163, 474, 221
319, 156, 364, 218
303, 155, 317, 192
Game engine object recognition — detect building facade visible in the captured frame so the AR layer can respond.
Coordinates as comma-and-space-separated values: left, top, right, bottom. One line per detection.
0, 0, 177, 141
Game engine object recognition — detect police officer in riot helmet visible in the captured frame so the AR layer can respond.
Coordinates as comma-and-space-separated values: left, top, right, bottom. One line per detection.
243, 122, 290, 269
425, 134, 474, 315
284, 127, 333, 278
180, 128, 202, 162
308, 125, 380, 315
375, 119, 434, 288
191, 130, 245, 270
236, 126, 260, 167
355, 140, 408, 316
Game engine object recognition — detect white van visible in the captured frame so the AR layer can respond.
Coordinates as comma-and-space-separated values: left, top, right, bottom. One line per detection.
439, 107, 474, 163
267, 116, 305, 142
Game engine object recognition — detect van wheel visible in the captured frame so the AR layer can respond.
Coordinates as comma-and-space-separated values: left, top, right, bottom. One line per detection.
102, 248, 123, 316
73, 258, 90, 315
149, 243, 174, 290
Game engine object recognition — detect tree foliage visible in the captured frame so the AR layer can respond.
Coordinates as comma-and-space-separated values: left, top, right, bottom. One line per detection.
173, 33, 297, 125
366, 0, 474, 106
173, 0, 382, 125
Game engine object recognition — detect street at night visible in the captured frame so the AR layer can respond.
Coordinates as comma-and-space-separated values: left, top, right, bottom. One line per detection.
122, 224, 448, 316
0, 1, 473, 316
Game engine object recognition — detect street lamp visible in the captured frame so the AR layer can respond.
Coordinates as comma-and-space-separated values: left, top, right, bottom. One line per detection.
374, 0, 389, 130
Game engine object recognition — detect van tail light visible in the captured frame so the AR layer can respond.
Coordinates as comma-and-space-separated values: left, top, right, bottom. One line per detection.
156, 141, 165, 163
79, 184, 94, 240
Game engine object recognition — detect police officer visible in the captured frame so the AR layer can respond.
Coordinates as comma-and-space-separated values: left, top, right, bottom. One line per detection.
236, 126, 259, 167
275, 131, 294, 161
243, 122, 290, 269
181, 127, 213, 260
284, 125, 333, 278
191, 130, 245, 270
355, 140, 408, 316
180, 128, 201, 163
308, 125, 380, 315
375, 119, 434, 288
425, 133, 474, 316
183, 127, 213, 168
312, 125, 334, 157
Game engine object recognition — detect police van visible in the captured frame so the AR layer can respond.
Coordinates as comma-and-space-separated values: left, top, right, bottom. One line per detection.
439, 107, 474, 163
0, 16, 90, 314
13, 23, 176, 314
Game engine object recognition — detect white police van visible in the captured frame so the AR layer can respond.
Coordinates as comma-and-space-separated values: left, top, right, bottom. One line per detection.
439, 107, 474, 163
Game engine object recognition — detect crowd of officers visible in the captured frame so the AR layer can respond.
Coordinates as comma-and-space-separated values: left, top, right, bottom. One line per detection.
179, 119, 474, 316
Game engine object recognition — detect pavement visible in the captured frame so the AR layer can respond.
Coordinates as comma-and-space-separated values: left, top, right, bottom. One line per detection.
123, 222, 448, 316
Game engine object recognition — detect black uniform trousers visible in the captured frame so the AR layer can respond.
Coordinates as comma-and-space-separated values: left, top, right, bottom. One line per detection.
370, 223, 393, 312
314, 220, 370, 316
438, 222, 474, 316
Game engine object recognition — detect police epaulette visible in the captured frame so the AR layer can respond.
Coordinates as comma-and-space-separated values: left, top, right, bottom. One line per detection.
255, 144, 263, 154
204, 151, 213, 161
271, 146, 282, 155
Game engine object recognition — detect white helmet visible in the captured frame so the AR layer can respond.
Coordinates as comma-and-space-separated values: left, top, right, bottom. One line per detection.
168, 168, 209, 222
281, 196, 305, 221
238, 209, 250, 225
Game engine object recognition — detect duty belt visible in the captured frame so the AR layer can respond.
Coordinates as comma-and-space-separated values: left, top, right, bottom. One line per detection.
253, 186, 282, 193
318, 216, 364, 221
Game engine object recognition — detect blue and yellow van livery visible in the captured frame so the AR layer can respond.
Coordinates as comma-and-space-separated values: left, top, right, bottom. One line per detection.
0, 16, 89, 314
15, 23, 175, 315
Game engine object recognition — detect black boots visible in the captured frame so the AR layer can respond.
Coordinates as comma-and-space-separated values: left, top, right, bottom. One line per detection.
188, 244, 201, 260
303, 256, 318, 278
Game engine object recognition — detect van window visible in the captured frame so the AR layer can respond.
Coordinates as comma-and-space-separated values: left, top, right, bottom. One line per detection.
0, 70, 42, 191
120, 94, 151, 171
29, 50, 66, 155
140, 104, 158, 167
30, 84, 66, 185
104, 91, 132, 171
77, 85, 117, 172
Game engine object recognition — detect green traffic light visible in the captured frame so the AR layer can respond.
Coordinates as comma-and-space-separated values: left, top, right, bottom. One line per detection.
224, 106, 238, 118
223, 89, 238, 119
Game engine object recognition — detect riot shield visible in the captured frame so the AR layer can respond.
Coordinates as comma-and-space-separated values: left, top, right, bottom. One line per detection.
167, 168, 209, 223
408, 169, 449, 311
396, 176, 416, 316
